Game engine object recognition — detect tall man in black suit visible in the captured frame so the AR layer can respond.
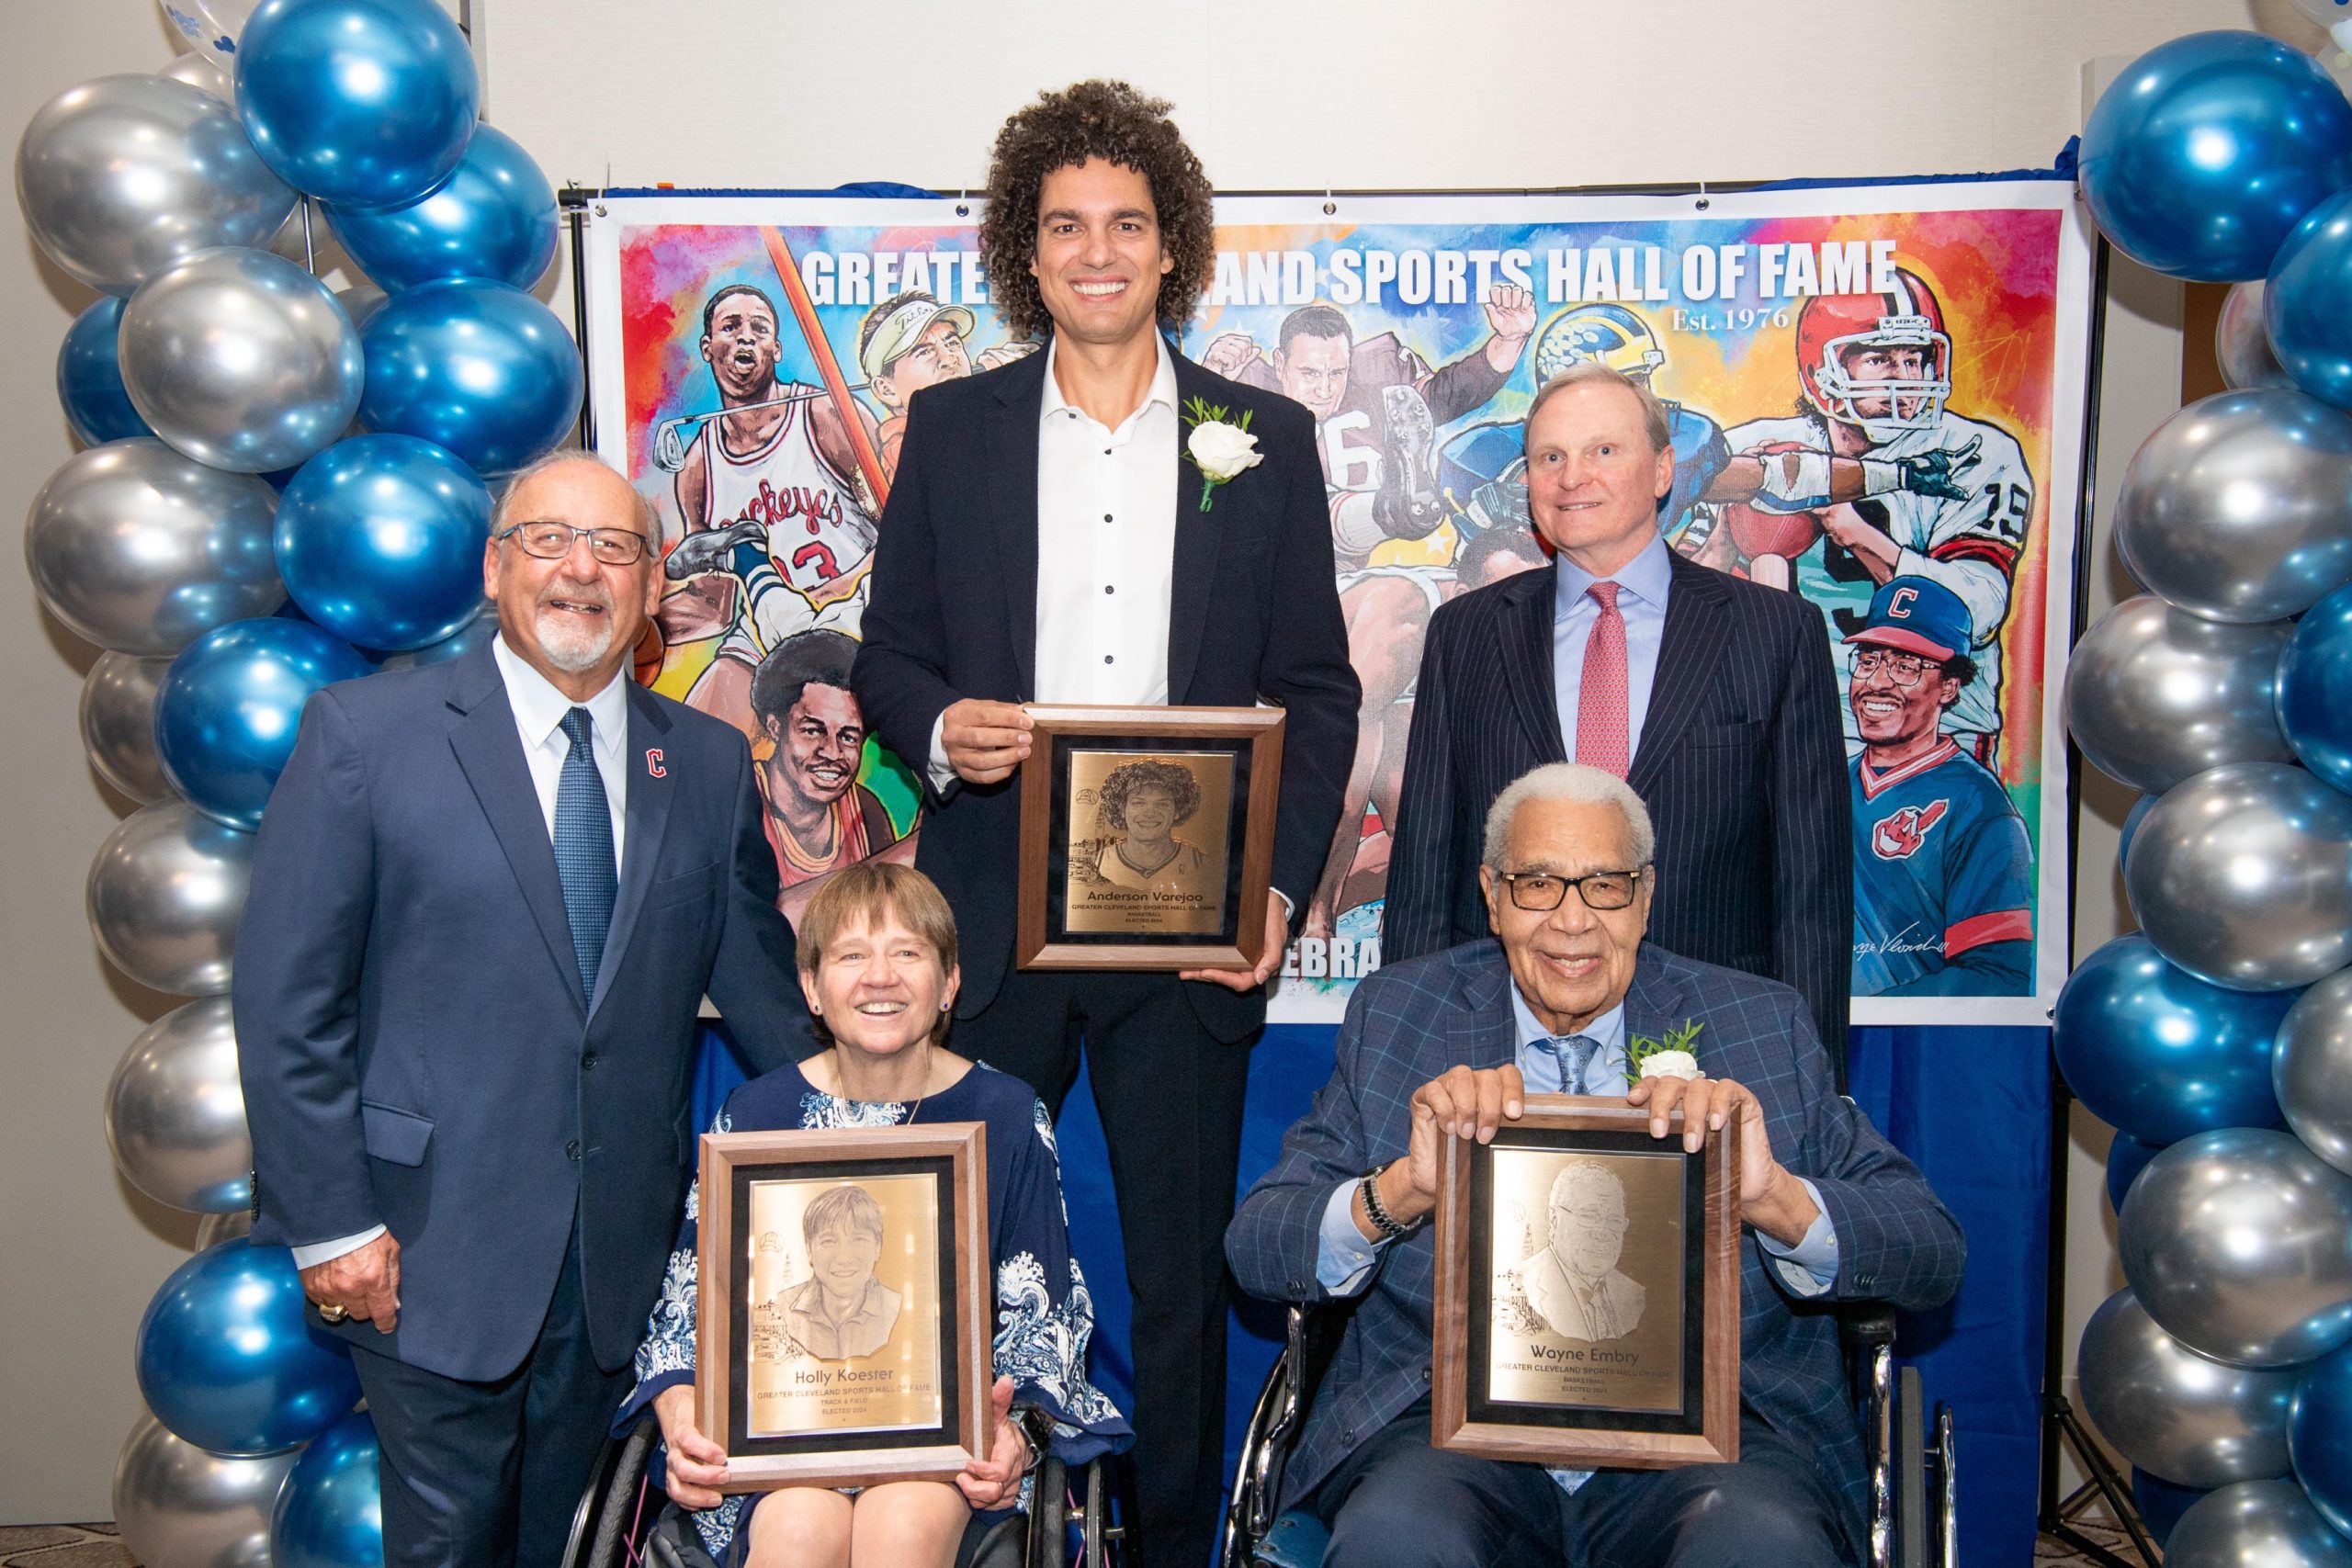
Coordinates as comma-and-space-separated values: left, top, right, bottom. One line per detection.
234, 453, 813, 1566
1384, 363, 1851, 1054
853, 81, 1358, 1565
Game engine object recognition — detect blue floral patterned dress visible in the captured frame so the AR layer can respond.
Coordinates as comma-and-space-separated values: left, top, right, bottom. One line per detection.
618, 1058, 1130, 1563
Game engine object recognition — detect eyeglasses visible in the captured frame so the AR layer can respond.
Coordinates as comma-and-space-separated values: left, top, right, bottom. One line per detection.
494, 521, 649, 566
1851, 648, 1939, 687
1498, 867, 1645, 913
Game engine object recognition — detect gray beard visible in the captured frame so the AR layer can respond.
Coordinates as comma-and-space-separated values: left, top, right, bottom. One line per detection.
535, 606, 615, 672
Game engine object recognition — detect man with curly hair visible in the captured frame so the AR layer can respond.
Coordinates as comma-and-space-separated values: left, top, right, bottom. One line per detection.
854, 78, 1359, 1563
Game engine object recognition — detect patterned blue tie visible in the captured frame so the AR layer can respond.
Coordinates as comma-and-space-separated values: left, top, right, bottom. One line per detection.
554, 707, 616, 1008
1558, 1034, 1602, 1094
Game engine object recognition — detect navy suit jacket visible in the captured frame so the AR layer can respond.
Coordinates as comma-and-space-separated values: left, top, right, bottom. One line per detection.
1383, 548, 1853, 1056
852, 344, 1359, 1037
1225, 940, 1963, 1540
233, 643, 813, 1382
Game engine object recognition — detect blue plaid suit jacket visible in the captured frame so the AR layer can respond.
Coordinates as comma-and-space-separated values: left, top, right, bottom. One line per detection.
1225, 938, 1964, 1538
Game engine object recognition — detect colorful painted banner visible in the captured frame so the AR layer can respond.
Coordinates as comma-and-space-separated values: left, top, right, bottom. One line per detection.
583, 182, 2093, 1026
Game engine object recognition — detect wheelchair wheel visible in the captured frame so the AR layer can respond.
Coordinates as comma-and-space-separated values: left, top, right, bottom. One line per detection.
566, 1416, 661, 1568
1894, 1365, 1928, 1568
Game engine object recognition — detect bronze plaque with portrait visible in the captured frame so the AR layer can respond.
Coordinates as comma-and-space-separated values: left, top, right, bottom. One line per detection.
1432, 1099, 1740, 1470
696, 1124, 991, 1492
1016, 705, 1284, 971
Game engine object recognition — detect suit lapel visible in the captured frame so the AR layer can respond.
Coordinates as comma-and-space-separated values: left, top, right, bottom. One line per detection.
445, 647, 582, 1013
1621, 945, 1691, 1067
1448, 948, 1522, 1072
988, 352, 1047, 699
1167, 352, 1217, 705
1628, 554, 1732, 796
588, 682, 676, 1020
1498, 569, 1569, 766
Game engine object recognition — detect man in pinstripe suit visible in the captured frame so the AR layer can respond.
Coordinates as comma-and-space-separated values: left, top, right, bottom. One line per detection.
1384, 362, 1852, 1057
1228, 763, 1962, 1567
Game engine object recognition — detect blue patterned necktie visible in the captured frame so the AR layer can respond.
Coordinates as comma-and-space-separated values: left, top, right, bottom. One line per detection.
1555, 1033, 1602, 1094
554, 706, 617, 1007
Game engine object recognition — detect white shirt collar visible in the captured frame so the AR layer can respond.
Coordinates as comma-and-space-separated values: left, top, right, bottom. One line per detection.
1039, 332, 1180, 433
492, 634, 632, 753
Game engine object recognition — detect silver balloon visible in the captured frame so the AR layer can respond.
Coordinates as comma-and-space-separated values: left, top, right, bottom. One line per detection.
24, 439, 281, 656
2278, 972, 2352, 1176
2126, 762, 2352, 990
157, 52, 232, 103
87, 800, 253, 996
115, 1410, 297, 1568
196, 1207, 252, 1249
119, 247, 363, 474
2077, 1287, 2294, 1487
2063, 597, 2291, 794
15, 74, 295, 296
81, 651, 176, 804
2165, 1480, 2352, 1567
107, 997, 251, 1213
2114, 389, 2352, 623
2218, 281, 2295, 392
2121, 1128, 2352, 1367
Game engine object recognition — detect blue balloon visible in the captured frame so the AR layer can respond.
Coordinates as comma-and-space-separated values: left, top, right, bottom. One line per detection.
235, 0, 477, 209
2269, 189, 2352, 412
136, 1238, 360, 1457
377, 604, 495, 671
277, 435, 492, 651
56, 296, 153, 446
2294, 1341, 2352, 1535
2133, 1468, 2211, 1548
2109, 1131, 2168, 1213
324, 124, 557, 291
2081, 31, 2352, 282
359, 280, 582, 477
155, 618, 372, 829
2053, 933, 2296, 1145
2120, 793, 2158, 869
2278, 582, 2352, 792
271, 1411, 384, 1568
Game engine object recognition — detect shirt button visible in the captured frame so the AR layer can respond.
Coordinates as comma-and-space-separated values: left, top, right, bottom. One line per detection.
565, 1140, 582, 1160
1103, 655, 1115, 664
1103, 513, 1114, 523
1104, 585, 1115, 595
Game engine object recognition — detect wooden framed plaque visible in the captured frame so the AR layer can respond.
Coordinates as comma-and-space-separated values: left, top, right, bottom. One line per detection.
1014, 704, 1285, 972
1432, 1098, 1740, 1470
695, 1124, 992, 1492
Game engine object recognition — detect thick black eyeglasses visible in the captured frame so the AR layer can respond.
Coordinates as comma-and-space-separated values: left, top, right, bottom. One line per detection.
494, 521, 649, 566
1498, 867, 1646, 912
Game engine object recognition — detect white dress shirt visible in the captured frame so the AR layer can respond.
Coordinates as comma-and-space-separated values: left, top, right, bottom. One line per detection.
291, 636, 635, 1271
927, 333, 1182, 787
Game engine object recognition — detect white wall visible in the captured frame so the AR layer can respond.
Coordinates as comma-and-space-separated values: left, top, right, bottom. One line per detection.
0, 0, 2281, 1523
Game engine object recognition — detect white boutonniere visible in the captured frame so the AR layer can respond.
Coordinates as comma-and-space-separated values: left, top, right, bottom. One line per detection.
1182, 395, 1262, 512
1630, 1019, 1705, 1080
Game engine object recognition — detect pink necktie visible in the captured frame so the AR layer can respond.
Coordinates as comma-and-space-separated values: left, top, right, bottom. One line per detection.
1577, 581, 1630, 778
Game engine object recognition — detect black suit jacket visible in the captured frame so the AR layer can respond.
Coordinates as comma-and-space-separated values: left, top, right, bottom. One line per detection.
233, 645, 813, 1382
1383, 548, 1851, 1054
852, 344, 1359, 1037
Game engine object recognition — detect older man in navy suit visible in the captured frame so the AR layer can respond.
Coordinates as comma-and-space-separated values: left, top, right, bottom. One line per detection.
1384, 362, 1852, 1057
234, 453, 813, 1567
1227, 762, 1962, 1567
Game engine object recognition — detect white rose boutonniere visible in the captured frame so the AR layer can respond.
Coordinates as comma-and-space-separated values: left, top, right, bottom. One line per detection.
1628, 1018, 1705, 1081
1182, 396, 1262, 512
1637, 1050, 1702, 1082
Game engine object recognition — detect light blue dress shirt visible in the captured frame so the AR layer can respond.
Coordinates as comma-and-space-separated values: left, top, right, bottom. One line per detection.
1553, 533, 1675, 764
1310, 978, 1843, 1489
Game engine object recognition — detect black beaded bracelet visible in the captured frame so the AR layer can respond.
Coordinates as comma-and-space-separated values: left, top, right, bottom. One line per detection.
1360, 1162, 1412, 1241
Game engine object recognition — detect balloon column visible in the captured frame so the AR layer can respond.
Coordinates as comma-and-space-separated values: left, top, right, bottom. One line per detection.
17, 0, 571, 1553
2066, 27, 2352, 1559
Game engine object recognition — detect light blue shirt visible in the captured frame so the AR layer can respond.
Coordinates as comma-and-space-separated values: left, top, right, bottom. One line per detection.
1553, 533, 1674, 765
1311, 978, 1844, 1490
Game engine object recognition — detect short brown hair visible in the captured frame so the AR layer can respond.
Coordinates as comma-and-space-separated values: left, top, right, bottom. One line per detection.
797, 861, 960, 1046
1523, 363, 1672, 455
977, 80, 1216, 342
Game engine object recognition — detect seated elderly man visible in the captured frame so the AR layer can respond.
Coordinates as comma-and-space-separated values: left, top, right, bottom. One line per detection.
1226, 761, 1963, 1568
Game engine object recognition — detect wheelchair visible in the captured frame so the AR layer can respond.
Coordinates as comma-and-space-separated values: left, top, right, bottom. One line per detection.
1219, 1302, 1957, 1568
561, 1413, 1132, 1568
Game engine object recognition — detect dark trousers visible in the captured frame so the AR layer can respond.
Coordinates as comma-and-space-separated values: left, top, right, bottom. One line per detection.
350, 1225, 633, 1568
1315, 1399, 1853, 1568
956, 968, 1255, 1568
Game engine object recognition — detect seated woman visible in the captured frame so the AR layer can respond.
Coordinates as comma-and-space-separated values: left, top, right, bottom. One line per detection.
622, 860, 1129, 1567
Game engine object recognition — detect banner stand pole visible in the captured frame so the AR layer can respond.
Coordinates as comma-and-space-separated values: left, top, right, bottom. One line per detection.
2034, 233, 2154, 1567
